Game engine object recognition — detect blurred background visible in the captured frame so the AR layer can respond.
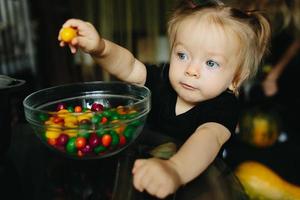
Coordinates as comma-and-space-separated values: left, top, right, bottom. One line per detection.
1, 0, 300, 199
0, 0, 174, 88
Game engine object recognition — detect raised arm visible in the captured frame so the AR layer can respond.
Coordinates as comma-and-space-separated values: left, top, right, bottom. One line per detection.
58, 19, 147, 85
262, 38, 300, 96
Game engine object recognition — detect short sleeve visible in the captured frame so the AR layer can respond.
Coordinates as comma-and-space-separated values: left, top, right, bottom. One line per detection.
200, 93, 239, 136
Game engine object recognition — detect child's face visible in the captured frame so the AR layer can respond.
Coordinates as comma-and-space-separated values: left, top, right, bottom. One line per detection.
169, 16, 239, 105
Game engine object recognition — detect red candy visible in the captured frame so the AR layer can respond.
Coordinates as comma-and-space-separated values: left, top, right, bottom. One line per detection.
57, 103, 66, 111
56, 134, 69, 146
91, 103, 104, 112
53, 117, 64, 124
78, 150, 84, 157
89, 133, 100, 147
101, 117, 108, 124
81, 144, 92, 153
119, 135, 126, 146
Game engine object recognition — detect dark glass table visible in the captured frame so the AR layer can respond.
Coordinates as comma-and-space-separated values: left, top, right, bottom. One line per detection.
1, 123, 248, 200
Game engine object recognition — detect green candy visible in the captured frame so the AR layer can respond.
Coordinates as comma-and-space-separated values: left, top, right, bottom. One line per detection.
110, 111, 120, 120
39, 113, 49, 122
123, 126, 136, 140
95, 128, 106, 137
42, 131, 47, 140
119, 115, 128, 120
94, 145, 106, 154
129, 120, 142, 127
102, 110, 112, 118
66, 137, 77, 153
110, 130, 119, 146
91, 115, 101, 124
111, 114, 119, 121
67, 106, 74, 112
127, 112, 138, 119
79, 123, 90, 130
78, 130, 90, 138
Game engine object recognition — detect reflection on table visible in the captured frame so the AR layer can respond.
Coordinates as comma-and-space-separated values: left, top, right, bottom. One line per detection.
1, 123, 248, 200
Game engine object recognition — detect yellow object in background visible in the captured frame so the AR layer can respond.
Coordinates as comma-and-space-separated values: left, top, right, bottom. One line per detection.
235, 161, 300, 200
239, 109, 280, 148
262, 64, 272, 74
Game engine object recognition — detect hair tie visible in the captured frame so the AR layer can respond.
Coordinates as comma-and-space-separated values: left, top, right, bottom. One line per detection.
246, 11, 252, 16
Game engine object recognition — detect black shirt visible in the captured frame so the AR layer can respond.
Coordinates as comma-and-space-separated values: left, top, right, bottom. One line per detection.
145, 63, 239, 144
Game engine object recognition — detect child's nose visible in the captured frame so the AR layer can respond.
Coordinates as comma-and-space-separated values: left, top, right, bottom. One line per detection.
185, 65, 200, 78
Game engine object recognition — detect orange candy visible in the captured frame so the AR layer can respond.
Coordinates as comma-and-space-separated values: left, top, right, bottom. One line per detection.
102, 134, 112, 147
75, 137, 87, 149
74, 105, 82, 113
47, 138, 57, 146
60, 27, 77, 43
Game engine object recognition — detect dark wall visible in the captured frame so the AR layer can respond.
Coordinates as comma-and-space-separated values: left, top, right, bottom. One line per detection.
29, 0, 82, 88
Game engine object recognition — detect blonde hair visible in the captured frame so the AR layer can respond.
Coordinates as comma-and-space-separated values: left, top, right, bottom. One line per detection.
228, 0, 300, 36
167, 1, 271, 90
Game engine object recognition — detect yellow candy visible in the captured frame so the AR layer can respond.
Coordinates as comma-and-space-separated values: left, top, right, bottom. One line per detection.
115, 124, 126, 134
64, 130, 78, 137
64, 122, 78, 129
57, 109, 70, 118
47, 123, 63, 129
45, 130, 60, 139
77, 113, 93, 122
64, 115, 78, 124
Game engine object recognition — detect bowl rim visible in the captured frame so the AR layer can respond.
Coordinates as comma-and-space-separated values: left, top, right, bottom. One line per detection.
23, 81, 151, 125
23, 80, 150, 109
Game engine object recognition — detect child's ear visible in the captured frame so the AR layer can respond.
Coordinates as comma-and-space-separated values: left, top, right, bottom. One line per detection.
228, 82, 238, 95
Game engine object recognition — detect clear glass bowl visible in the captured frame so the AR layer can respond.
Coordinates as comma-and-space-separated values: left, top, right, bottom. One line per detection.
23, 81, 151, 159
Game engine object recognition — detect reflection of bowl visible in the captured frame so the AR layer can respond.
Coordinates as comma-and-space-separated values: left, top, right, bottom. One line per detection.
23, 81, 151, 159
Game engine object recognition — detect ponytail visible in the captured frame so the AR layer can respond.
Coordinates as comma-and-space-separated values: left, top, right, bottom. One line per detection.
247, 11, 271, 61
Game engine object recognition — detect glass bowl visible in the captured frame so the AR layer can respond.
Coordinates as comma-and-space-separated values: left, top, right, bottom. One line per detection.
23, 81, 151, 159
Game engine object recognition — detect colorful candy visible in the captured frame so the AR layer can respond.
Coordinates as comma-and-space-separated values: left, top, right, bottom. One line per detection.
40, 102, 141, 158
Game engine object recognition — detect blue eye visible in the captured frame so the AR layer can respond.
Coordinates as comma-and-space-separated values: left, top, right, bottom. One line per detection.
177, 52, 188, 61
206, 60, 219, 68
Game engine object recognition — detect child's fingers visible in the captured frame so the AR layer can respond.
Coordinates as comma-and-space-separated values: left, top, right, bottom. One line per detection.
145, 182, 161, 197
62, 18, 85, 29
155, 186, 168, 199
133, 161, 148, 192
71, 36, 86, 49
58, 30, 62, 40
70, 37, 78, 46
140, 175, 154, 192
59, 41, 65, 47
69, 44, 77, 54
132, 159, 146, 174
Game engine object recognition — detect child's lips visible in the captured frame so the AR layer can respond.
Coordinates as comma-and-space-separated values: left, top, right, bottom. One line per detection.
180, 82, 197, 90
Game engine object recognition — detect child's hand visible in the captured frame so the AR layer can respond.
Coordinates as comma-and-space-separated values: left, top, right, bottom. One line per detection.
58, 19, 104, 55
132, 158, 182, 199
